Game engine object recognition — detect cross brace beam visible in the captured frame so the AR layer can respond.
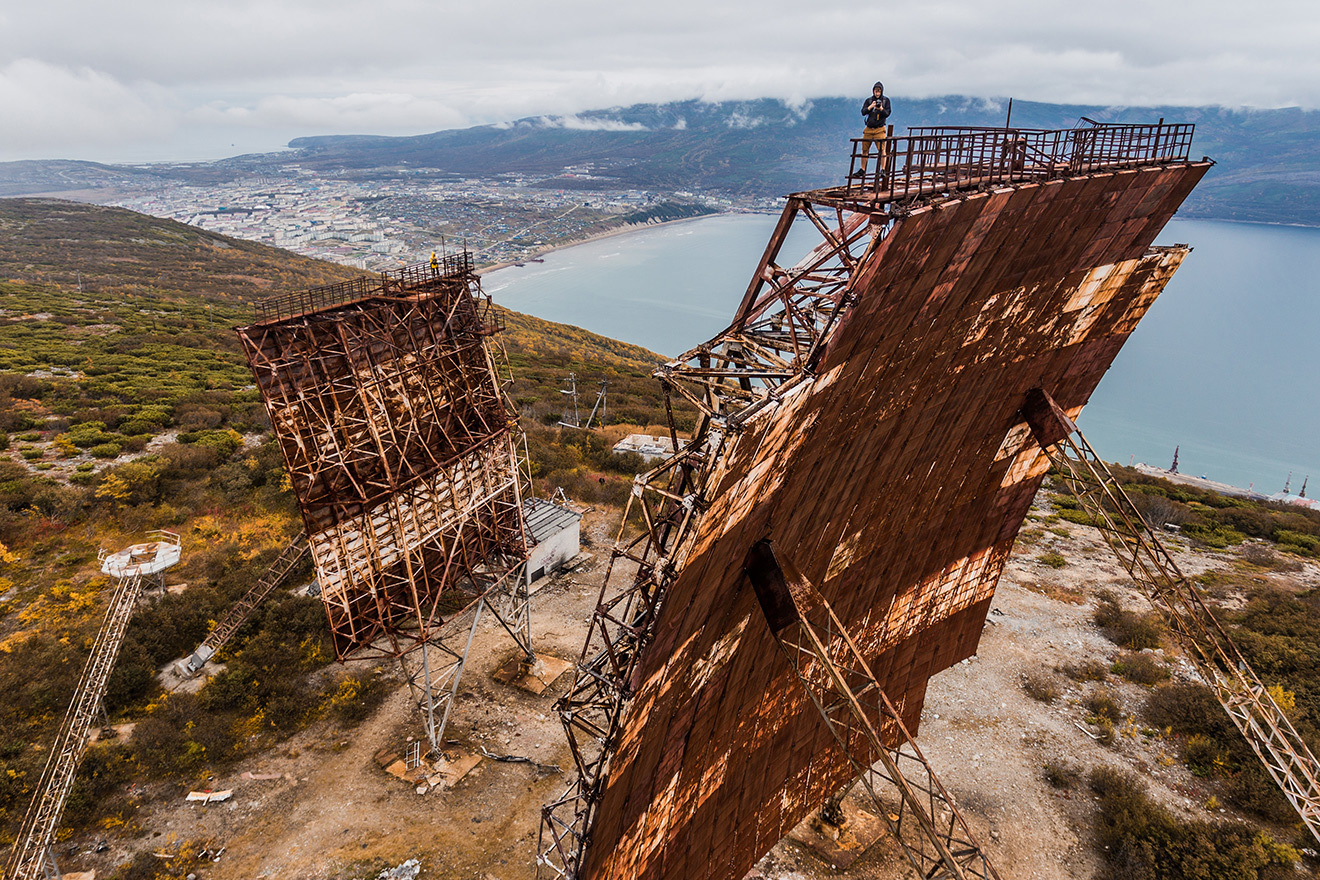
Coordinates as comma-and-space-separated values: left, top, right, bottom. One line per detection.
1022, 386, 1320, 842
744, 539, 1002, 880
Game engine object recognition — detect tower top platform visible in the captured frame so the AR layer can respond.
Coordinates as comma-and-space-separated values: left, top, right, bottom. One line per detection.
99, 530, 182, 579
814, 119, 1206, 210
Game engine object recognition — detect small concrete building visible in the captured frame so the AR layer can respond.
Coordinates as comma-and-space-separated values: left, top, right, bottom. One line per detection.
613, 433, 686, 462
524, 497, 583, 585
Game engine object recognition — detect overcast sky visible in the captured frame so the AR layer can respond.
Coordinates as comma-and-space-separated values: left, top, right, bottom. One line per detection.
2, 0, 1317, 164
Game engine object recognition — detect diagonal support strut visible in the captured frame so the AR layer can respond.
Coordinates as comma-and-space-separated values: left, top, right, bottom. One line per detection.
744, 539, 1002, 880
1021, 386, 1320, 842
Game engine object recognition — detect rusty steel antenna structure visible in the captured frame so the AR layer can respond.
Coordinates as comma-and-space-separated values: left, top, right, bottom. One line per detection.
236, 253, 533, 752
540, 121, 1232, 880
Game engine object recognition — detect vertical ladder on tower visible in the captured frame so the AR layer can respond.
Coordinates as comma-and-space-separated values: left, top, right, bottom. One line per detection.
4, 571, 147, 880
744, 540, 1002, 880
179, 532, 309, 676
1021, 387, 1320, 842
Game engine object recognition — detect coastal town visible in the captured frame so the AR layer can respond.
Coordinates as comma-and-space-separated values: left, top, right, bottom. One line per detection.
100, 163, 772, 271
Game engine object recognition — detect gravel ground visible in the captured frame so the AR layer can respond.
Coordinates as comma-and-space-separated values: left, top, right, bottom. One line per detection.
58, 499, 1320, 880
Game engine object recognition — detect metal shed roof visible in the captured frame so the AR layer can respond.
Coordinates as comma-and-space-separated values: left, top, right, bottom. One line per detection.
523, 497, 582, 546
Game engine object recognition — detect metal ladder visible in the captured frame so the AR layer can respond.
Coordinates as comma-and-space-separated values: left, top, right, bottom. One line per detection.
180, 532, 309, 675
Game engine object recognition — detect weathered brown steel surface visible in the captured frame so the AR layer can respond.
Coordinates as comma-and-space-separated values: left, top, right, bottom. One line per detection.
236, 260, 526, 659
578, 161, 1210, 880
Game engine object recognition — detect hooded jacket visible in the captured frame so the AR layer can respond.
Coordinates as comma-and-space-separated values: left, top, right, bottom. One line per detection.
862, 94, 891, 130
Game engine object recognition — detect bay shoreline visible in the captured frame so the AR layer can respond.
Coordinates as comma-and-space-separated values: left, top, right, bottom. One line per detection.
475, 210, 775, 276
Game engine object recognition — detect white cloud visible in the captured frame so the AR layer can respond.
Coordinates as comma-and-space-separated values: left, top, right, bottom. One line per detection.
0, 60, 174, 158
533, 115, 650, 132
187, 92, 469, 134
1, 0, 1318, 162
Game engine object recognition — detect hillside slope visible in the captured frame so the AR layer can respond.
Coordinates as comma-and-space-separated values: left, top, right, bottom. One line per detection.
0, 200, 684, 859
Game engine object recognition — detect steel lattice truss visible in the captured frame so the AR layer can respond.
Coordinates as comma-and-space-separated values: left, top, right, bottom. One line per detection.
1023, 388, 1320, 842
183, 533, 309, 674
661, 199, 886, 425
744, 539, 1000, 880
539, 433, 721, 875
237, 260, 527, 660
4, 559, 155, 880
542, 123, 1216, 880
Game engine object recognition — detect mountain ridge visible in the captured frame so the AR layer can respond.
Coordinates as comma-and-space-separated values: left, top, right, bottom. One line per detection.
2, 96, 1319, 225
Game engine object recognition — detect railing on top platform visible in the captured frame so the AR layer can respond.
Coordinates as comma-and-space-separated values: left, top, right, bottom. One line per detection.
844, 120, 1196, 200
251, 249, 475, 323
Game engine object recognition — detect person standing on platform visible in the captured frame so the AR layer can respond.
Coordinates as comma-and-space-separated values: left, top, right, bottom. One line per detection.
853, 82, 892, 181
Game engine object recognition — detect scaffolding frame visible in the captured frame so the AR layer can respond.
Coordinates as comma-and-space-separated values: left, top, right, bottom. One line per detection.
1022, 387, 1320, 842
238, 256, 532, 753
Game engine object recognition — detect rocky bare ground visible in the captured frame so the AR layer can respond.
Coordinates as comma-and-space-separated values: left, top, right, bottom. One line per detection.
57, 498, 1320, 880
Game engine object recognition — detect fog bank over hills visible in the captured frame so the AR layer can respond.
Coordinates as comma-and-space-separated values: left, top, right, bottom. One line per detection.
3, 96, 1318, 225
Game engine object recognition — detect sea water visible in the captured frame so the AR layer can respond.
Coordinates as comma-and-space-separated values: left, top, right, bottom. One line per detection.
486, 214, 1320, 493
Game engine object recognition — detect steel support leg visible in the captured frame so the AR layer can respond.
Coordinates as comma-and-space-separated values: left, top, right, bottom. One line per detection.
1021, 386, 1320, 842
744, 539, 1001, 880
398, 603, 484, 755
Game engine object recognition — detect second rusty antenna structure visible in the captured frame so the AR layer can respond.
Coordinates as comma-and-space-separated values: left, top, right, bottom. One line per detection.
235, 251, 535, 755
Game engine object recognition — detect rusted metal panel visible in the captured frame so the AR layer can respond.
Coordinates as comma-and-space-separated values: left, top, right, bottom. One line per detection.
236, 260, 525, 659
574, 159, 1210, 880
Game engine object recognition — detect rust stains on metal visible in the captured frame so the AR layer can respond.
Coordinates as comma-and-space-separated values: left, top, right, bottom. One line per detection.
236, 257, 526, 660
541, 122, 1211, 880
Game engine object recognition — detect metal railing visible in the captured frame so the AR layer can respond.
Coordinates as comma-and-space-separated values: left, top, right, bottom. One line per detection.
251, 250, 475, 323
845, 120, 1196, 200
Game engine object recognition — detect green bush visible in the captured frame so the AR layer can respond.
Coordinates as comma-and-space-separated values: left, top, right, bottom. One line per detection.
1038, 551, 1067, 568
1183, 733, 1225, 777
1086, 686, 1124, 724
1112, 652, 1169, 686
1057, 508, 1097, 527
178, 428, 243, 459
1276, 530, 1319, 557
64, 421, 120, 449
1093, 592, 1164, 650
90, 441, 122, 459
1088, 766, 1298, 880
1061, 659, 1108, 682
1043, 760, 1081, 789
1022, 669, 1062, 703
1144, 682, 1296, 821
